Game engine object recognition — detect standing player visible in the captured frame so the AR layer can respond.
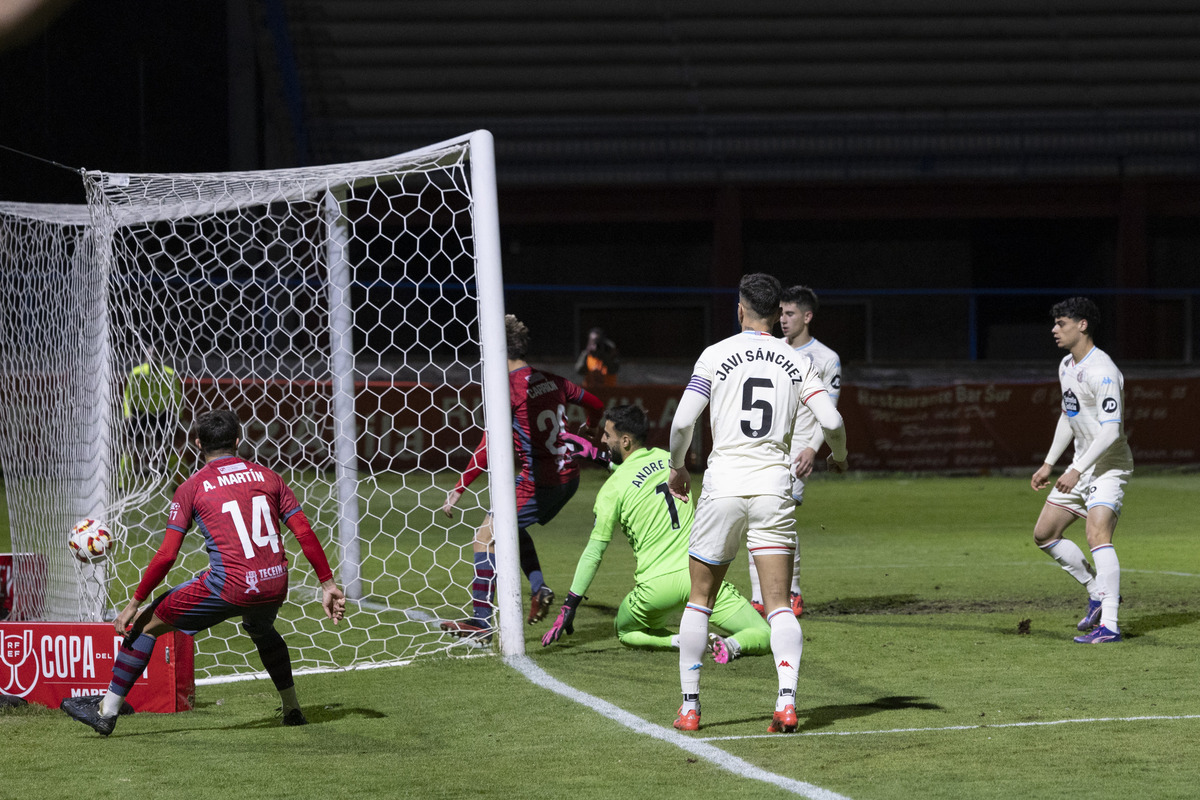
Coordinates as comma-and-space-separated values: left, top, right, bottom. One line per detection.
61, 409, 346, 735
541, 404, 770, 663
122, 344, 184, 477
441, 314, 604, 638
747, 285, 841, 618
1031, 297, 1132, 644
666, 273, 847, 733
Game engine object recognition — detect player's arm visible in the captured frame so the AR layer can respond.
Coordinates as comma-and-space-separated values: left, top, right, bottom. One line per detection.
563, 379, 605, 437
114, 526, 185, 633
122, 372, 134, 420
802, 389, 848, 472
799, 357, 842, 460
1032, 413, 1072, 490
668, 376, 710, 501
540, 538, 609, 647
283, 507, 346, 624
443, 434, 488, 516
543, 494, 618, 647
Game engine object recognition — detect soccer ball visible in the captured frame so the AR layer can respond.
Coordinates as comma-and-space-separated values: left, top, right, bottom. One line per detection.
69, 519, 112, 563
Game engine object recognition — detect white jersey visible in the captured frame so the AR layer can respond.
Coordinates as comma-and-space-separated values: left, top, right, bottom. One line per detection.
1058, 346, 1133, 473
685, 329, 828, 498
790, 336, 841, 451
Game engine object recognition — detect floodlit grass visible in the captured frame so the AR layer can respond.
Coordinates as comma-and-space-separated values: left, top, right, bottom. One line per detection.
4, 469, 1200, 799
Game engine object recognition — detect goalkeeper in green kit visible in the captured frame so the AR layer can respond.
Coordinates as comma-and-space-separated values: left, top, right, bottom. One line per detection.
541, 405, 770, 662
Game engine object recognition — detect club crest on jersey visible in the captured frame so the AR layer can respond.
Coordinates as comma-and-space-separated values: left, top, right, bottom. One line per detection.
1062, 389, 1080, 417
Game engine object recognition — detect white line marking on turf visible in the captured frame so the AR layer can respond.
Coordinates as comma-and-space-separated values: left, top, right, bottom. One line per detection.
507, 654, 852, 800
699, 714, 1200, 742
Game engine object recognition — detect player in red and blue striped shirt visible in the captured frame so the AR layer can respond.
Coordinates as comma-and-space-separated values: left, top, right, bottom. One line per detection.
441, 315, 603, 638
62, 408, 345, 735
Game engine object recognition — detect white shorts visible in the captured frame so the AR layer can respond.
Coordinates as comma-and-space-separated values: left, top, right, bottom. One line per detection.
1046, 467, 1131, 519
688, 493, 797, 566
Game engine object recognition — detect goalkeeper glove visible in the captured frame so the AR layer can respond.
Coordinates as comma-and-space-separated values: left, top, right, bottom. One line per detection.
540, 592, 583, 647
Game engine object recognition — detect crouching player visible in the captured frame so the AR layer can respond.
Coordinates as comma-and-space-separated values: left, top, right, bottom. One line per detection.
541, 405, 770, 664
62, 409, 346, 735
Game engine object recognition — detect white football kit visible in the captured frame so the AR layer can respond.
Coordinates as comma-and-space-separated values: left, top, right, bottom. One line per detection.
1046, 346, 1133, 515
789, 337, 841, 503
670, 330, 831, 564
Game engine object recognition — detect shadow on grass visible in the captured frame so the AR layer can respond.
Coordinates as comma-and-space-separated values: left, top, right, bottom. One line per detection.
1124, 612, 1197, 638
223, 703, 386, 729
104, 703, 386, 737
700, 695, 943, 732
797, 695, 943, 732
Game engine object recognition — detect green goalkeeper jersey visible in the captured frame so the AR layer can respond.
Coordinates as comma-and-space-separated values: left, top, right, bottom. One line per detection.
577, 446, 693, 591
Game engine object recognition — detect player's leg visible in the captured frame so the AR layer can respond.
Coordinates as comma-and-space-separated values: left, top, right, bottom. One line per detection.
1034, 491, 1100, 629
675, 555, 725, 729
708, 580, 772, 661
464, 514, 496, 631
614, 571, 688, 650
525, 479, 579, 623
749, 494, 803, 733
243, 604, 306, 724
789, 476, 805, 614
1074, 470, 1127, 643
746, 556, 765, 615
64, 583, 191, 734
675, 495, 743, 730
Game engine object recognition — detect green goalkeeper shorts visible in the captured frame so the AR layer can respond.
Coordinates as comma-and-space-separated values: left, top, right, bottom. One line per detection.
614, 569, 770, 643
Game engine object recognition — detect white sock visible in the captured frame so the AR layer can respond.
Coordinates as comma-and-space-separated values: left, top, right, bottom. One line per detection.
678, 605, 711, 701
99, 691, 123, 718
1091, 544, 1120, 632
767, 607, 803, 703
669, 634, 680, 649
747, 558, 763, 605
1040, 538, 1098, 596
791, 546, 802, 595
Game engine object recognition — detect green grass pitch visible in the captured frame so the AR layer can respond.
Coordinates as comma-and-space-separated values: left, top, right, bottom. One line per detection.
3, 469, 1199, 799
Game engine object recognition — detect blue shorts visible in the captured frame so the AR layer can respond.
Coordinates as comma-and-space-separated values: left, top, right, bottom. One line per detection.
151, 573, 281, 635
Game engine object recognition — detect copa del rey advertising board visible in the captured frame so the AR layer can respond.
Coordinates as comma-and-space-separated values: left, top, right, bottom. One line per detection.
0, 622, 194, 712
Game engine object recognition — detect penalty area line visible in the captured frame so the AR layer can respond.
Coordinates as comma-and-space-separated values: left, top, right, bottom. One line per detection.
507, 654, 852, 800
699, 714, 1200, 742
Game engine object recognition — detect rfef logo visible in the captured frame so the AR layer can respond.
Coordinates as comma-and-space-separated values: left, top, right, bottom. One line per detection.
0, 627, 137, 698
0, 628, 37, 697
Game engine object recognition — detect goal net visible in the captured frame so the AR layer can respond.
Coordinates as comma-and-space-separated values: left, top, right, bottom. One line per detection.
0, 131, 528, 679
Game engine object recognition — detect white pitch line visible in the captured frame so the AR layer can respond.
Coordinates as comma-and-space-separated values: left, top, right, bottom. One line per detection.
808, 562, 1200, 578
699, 714, 1200, 742
507, 654, 852, 800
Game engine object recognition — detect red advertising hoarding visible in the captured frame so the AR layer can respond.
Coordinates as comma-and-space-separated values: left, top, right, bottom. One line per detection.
182, 375, 1197, 473
0, 553, 47, 621
0, 622, 194, 712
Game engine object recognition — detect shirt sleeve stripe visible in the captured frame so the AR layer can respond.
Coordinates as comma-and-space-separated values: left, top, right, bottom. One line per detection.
685, 375, 711, 397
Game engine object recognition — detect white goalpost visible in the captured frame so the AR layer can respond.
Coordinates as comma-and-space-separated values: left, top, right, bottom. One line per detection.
0, 130, 527, 675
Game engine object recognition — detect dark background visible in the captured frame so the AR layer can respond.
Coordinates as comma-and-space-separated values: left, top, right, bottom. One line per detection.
3, 1, 1199, 366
